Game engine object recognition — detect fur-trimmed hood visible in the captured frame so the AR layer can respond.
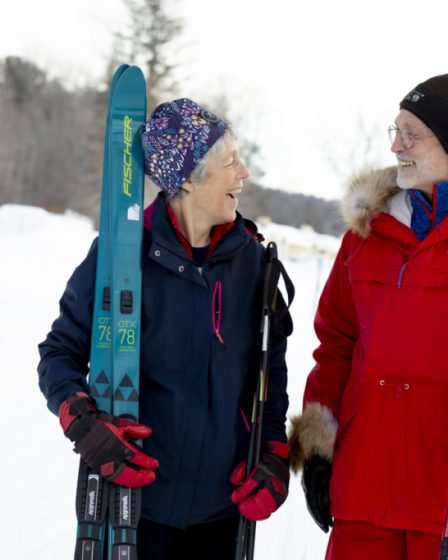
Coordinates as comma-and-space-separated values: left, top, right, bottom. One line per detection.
340, 166, 400, 238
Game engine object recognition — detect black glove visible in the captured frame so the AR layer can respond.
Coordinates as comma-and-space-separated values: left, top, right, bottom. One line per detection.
302, 454, 333, 533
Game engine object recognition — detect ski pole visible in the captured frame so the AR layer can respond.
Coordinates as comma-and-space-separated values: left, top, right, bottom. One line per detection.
235, 241, 292, 560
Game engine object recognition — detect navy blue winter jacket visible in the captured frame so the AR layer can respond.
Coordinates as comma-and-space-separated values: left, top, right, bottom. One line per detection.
38, 193, 290, 528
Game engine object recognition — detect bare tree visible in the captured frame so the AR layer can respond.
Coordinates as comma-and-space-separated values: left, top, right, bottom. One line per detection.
0, 57, 106, 220
323, 114, 386, 180
194, 91, 265, 181
117, 0, 184, 111
111, 1, 265, 177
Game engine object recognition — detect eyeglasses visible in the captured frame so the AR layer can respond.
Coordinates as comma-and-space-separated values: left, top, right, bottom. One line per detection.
387, 125, 435, 149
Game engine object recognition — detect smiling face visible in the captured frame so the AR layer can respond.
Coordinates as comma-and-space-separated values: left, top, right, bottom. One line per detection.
187, 139, 250, 226
391, 109, 448, 195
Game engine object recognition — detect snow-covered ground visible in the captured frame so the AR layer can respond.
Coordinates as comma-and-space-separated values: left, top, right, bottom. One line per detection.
0, 204, 337, 559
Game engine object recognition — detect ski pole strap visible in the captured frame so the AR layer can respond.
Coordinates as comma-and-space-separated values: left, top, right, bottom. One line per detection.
261, 242, 295, 338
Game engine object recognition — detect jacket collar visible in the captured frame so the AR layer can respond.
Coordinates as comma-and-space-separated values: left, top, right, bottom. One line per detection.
341, 167, 448, 247
144, 192, 258, 260
408, 183, 448, 241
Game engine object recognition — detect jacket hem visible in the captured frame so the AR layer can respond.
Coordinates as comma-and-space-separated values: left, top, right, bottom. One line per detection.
332, 508, 444, 535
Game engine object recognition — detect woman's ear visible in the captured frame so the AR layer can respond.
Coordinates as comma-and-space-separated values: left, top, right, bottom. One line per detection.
181, 178, 194, 193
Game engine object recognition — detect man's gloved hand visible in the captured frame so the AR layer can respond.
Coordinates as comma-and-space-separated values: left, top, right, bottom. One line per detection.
59, 392, 158, 488
230, 441, 290, 521
302, 454, 333, 533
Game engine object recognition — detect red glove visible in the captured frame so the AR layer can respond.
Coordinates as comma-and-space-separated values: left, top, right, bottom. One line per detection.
231, 441, 290, 521
59, 392, 158, 488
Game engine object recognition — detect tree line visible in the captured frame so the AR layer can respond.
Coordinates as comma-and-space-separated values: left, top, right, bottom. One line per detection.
0, 55, 343, 236
0, 0, 344, 236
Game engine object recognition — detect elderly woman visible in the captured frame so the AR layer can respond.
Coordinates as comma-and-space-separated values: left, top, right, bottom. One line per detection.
38, 99, 291, 559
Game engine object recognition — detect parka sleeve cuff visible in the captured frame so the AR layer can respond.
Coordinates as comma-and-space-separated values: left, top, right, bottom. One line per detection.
288, 402, 338, 473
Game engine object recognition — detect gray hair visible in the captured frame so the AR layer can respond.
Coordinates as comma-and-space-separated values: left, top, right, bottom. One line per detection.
190, 128, 238, 183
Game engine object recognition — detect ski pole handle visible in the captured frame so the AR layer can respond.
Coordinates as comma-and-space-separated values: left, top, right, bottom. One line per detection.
261, 242, 279, 317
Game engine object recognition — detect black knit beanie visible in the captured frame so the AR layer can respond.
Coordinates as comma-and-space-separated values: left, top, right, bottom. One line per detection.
400, 74, 448, 152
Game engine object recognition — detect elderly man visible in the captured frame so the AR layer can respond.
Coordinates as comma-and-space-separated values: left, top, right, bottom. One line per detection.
289, 74, 448, 559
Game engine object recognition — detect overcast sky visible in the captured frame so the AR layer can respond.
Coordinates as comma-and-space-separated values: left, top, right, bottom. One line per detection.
3, 0, 448, 199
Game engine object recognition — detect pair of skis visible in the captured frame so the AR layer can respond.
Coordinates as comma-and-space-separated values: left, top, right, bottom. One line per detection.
73, 65, 147, 560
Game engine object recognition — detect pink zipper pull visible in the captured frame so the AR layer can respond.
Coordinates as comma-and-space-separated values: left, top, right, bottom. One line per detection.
212, 280, 224, 345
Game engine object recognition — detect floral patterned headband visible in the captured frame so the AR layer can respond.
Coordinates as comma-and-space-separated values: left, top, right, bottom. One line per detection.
140, 98, 228, 196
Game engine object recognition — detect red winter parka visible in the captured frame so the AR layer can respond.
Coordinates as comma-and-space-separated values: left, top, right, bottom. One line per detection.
290, 167, 448, 534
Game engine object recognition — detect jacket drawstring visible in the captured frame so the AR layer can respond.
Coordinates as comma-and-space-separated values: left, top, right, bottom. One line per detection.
212, 280, 224, 345
397, 262, 408, 288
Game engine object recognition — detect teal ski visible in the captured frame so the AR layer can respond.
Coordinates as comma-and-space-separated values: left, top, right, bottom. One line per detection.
73, 64, 146, 560
74, 63, 128, 560
107, 65, 147, 560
